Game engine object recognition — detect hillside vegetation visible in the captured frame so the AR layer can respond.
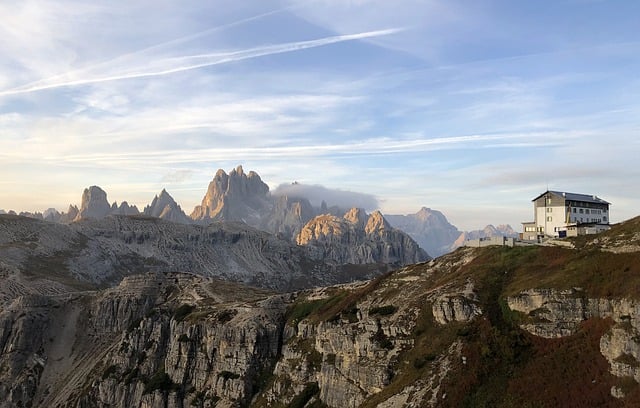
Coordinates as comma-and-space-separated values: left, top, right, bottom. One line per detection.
1, 216, 640, 407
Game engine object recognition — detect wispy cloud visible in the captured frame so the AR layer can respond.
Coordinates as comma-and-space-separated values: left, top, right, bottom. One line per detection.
0, 28, 403, 97
0, 130, 576, 170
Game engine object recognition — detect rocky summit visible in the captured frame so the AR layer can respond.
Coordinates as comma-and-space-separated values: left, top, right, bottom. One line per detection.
297, 208, 429, 266
190, 166, 271, 225
75, 185, 112, 221
144, 189, 191, 224
2, 217, 640, 407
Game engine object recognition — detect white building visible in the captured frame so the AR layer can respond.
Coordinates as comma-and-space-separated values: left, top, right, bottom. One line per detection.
522, 191, 610, 240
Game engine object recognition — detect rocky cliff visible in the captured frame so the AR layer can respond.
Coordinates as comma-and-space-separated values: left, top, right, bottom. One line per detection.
75, 186, 112, 221
143, 189, 191, 224
190, 166, 271, 225
2, 217, 640, 407
297, 208, 429, 266
260, 195, 316, 241
0, 214, 386, 300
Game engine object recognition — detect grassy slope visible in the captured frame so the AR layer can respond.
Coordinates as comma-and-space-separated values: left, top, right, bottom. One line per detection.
291, 216, 640, 407
436, 242, 640, 407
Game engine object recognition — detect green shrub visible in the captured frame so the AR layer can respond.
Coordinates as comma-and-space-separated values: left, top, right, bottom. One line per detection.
216, 309, 236, 323
127, 317, 142, 333
173, 304, 195, 322
123, 367, 139, 385
370, 305, 397, 316
144, 370, 178, 394
218, 371, 240, 381
371, 326, 394, 350
102, 364, 118, 380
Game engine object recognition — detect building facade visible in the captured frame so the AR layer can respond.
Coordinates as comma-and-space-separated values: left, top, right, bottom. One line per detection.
521, 190, 610, 240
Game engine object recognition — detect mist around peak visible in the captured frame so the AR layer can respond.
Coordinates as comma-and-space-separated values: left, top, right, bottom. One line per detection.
272, 182, 378, 211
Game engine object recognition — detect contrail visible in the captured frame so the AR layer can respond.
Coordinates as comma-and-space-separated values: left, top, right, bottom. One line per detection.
5, 4, 300, 96
0, 28, 404, 97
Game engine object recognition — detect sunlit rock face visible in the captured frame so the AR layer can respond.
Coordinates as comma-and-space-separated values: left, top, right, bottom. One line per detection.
74, 186, 112, 221
190, 165, 271, 226
297, 208, 430, 266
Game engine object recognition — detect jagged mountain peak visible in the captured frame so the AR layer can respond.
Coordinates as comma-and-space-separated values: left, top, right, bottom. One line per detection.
344, 207, 368, 228
365, 210, 390, 234
414, 207, 450, 224
297, 208, 428, 266
190, 166, 270, 224
231, 164, 244, 175
144, 189, 190, 224
74, 185, 111, 221
385, 208, 462, 258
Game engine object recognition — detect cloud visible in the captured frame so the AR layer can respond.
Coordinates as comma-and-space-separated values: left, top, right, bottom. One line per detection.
0, 28, 404, 97
272, 183, 378, 210
0, 130, 577, 172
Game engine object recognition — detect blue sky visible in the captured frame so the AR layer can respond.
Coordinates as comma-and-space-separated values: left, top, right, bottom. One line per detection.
1, 0, 638, 230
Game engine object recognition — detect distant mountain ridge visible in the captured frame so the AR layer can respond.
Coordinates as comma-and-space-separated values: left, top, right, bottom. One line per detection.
4, 165, 515, 259
385, 207, 461, 257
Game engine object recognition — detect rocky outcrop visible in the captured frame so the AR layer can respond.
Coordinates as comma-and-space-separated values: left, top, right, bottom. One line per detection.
508, 288, 640, 398
297, 208, 429, 266
111, 201, 140, 216
0, 246, 485, 408
3, 240, 640, 407
190, 166, 271, 225
0, 214, 389, 300
42, 208, 61, 222
74, 186, 112, 221
58, 205, 79, 224
261, 195, 316, 240
144, 189, 191, 224
433, 296, 482, 324
0, 273, 289, 408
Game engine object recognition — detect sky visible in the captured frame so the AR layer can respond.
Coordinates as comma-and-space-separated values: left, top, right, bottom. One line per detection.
1, 0, 639, 231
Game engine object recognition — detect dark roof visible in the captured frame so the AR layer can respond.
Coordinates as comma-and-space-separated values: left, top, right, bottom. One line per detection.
531, 190, 610, 205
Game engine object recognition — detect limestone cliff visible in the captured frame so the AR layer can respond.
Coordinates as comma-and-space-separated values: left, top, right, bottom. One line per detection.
0, 214, 385, 300
190, 166, 271, 225
297, 208, 430, 266
260, 195, 316, 241
74, 186, 112, 221
2, 216, 640, 407
143, 189, 191, 224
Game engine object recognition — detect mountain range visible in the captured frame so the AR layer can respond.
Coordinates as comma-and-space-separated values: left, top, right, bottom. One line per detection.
1, 165, 516, 258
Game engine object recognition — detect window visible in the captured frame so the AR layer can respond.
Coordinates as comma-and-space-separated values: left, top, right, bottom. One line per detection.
573, 208, 576, 213
547, 216, 552, 222
604, 216, 608, 221
547, 207, 553, 213
546, 198, 551, 205
579, 209, 584, 214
